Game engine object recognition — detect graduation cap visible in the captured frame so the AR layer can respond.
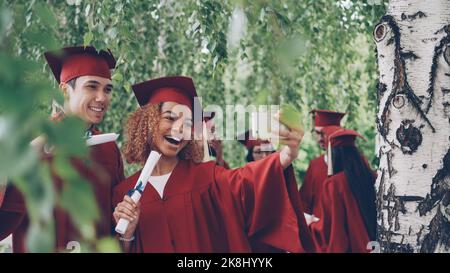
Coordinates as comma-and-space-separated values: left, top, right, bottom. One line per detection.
44, 46, 116, 84
132, 76, 198, 110
310, 109, 346, 127
322, 126, 366, 176
237, 130, 275, 151
132, 76, 216, 162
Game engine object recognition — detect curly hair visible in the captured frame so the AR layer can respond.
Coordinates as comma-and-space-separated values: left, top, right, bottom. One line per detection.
123, 102, 204, 165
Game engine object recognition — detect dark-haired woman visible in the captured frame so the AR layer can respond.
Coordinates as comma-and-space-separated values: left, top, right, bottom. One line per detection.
309, 126, 377, 253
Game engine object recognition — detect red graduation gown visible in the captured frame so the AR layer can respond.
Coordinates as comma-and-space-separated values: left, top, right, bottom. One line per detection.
221, 160, 230, 170
0, 129, 125, 252
0, 185, 28, 252
299, 155, 328, 217
309, 172, 371, 253
113, 152, 314, 253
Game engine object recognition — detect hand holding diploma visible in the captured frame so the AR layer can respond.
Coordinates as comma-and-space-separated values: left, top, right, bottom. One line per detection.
113, 195, 141, 239
114, 151, 161, 236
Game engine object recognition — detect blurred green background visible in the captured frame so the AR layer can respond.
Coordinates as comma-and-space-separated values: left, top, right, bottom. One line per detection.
0, 0, 387, 252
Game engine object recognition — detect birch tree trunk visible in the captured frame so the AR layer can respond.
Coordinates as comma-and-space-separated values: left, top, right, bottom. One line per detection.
374, 0, 450, 253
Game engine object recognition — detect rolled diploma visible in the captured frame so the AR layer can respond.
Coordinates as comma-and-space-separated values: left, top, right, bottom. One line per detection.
86, 133, 119, 146
115, 151, 161, 235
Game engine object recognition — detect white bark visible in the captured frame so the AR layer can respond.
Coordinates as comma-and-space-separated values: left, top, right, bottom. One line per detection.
374, 0, 450, 252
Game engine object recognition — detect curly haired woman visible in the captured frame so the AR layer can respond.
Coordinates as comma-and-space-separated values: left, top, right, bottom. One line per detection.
112, 76, 314, 253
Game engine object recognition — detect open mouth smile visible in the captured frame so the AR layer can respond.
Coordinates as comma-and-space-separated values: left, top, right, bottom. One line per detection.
88, 106, 105, 113
164, 135, 182, 146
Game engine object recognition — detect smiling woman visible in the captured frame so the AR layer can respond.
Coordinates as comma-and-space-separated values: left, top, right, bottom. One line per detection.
122, 102, 203, 165
112, 76, 314, 253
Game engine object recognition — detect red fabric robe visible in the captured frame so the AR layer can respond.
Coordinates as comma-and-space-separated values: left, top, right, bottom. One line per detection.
309, 172, 371, 253
0, 185, 28, 252
0, 129, 124, 252
221, 160, 230, 170
299, 155, 328, 217
113, 152, 314, 253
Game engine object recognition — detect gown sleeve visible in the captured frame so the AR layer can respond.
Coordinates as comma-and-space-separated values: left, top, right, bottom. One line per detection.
0, 184, 27, 249
214, 152, 315, 253
115, 144, 125, 183
299, 161, 315, 214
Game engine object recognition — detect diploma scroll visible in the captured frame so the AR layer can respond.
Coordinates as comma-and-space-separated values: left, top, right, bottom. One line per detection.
115, 151, 161, 235
86, 133, 120, 146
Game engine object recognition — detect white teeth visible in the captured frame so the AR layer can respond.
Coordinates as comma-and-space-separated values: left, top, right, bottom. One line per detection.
165, 135, 182, 146
89, 106, 103, 112
167, 136, 181, 142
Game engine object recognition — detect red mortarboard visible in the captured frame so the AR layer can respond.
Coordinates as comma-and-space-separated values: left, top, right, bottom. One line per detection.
132, 76, 198, 110
322, 126, 365, 148
44, 46, 116, 84
311, 109, 346, 127
237, 130, 273, 150
322, 126, 365, 176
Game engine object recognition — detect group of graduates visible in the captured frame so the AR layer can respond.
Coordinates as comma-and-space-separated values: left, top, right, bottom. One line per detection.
0, 45, 377, 253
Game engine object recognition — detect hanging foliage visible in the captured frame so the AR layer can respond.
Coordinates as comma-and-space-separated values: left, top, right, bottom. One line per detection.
1, 0, 387, 251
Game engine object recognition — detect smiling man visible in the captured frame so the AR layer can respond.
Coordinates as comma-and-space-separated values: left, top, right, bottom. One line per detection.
0, 46, 125, 252
64, 76, 112, 123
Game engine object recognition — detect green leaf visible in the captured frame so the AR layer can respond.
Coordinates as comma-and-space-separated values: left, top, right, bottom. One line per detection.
112, 72, 123, 82
34, 3, 57, 27
258, 7, 266, 23
107, 27, 118, 40
96, 237, 122, 253
0, 5, 12, 42
44, 117, 87, 158
27, 219, 55, 253
83, 31, 93, 46
57, 163, 100, 240
124, 82, 132, 93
